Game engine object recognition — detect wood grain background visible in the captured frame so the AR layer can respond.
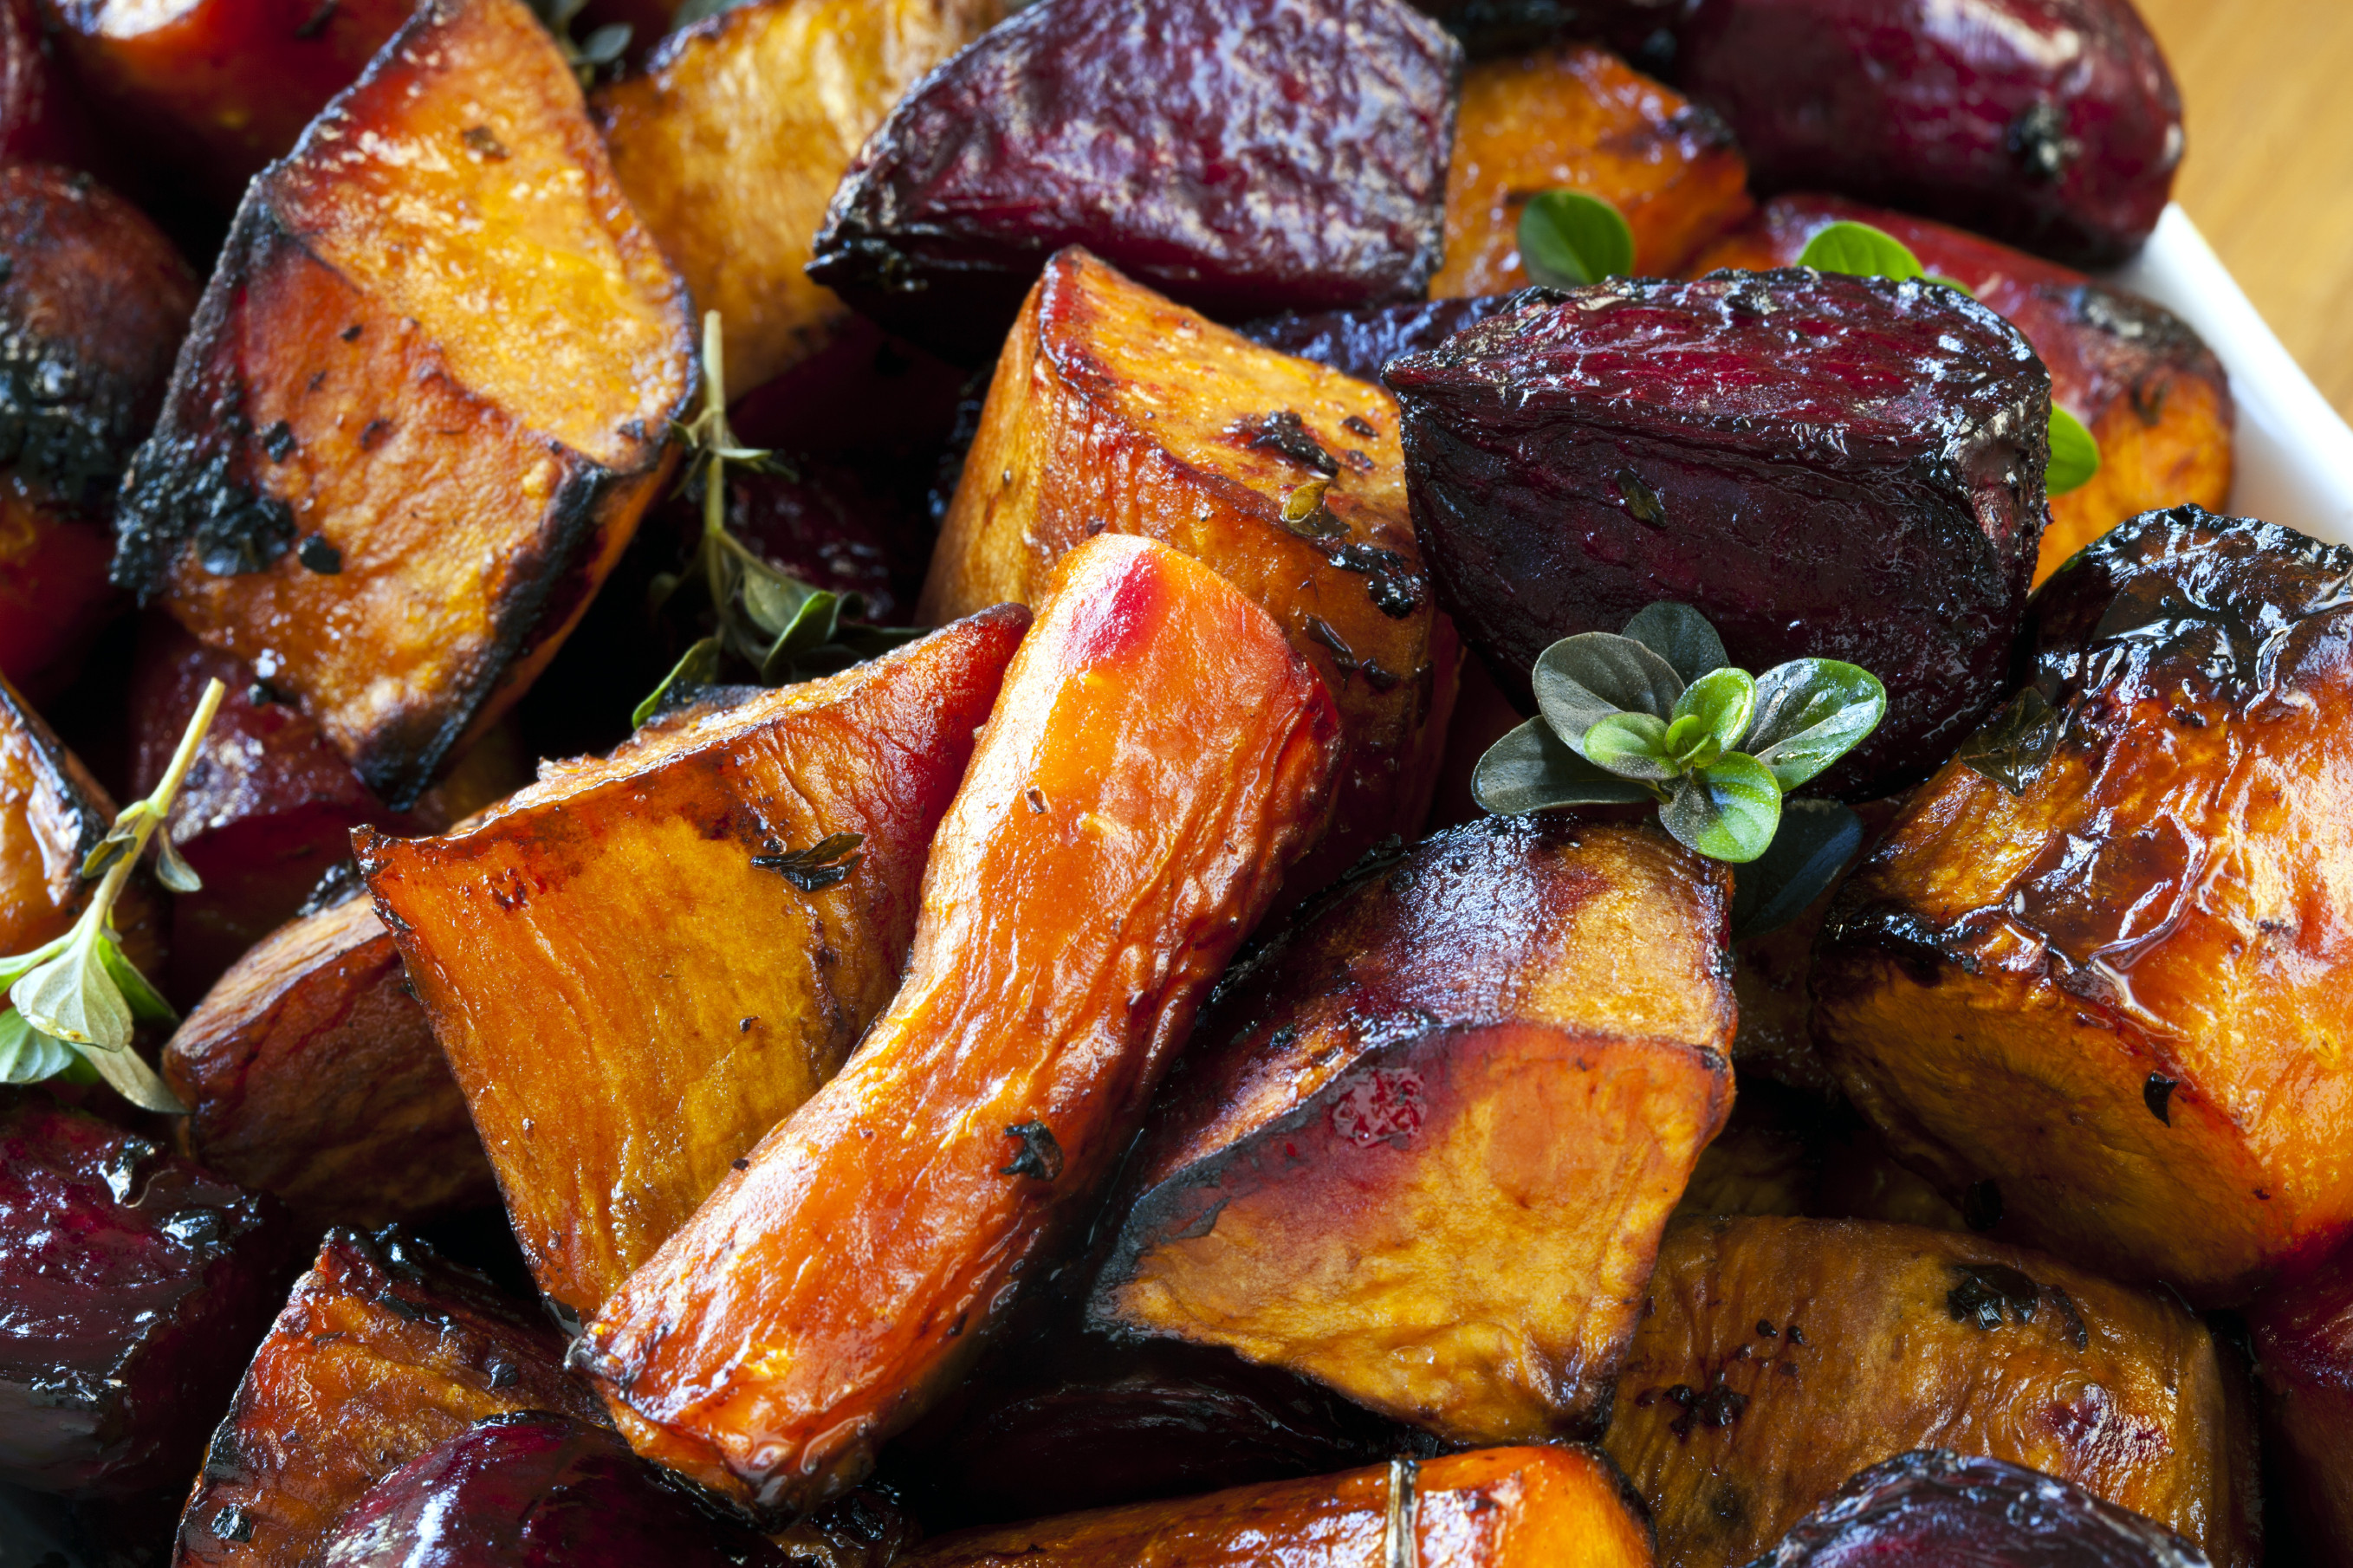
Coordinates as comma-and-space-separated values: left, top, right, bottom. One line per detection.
2136, 0, 2353, 419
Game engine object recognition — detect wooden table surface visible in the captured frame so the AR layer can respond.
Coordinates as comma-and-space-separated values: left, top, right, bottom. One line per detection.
2136, 0, 2353, 421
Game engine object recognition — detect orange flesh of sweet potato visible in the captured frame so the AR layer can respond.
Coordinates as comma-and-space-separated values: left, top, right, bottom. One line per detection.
593, 0, 1003, 397
923, 246, 1450, 906
1091, 819, 1734, 1446
1430, 42, 1752, 297
579, 534, 1343, 1514
1604, 1215, 2257, 1568
172, 1228, 605, 1568
904, 1445, 1656, 1566
116, 0, 692, 810
359, 606, 1028, 1321
162, 888, 496, 1228
0, 671, 162, 975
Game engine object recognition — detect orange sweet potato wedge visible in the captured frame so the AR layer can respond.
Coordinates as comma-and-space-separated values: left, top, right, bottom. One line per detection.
593, 0, 1002, 397
905, 1446, 1656, 1567
1, 670, 163, 980
113, 0, 693, 811
162, 883, 496, 1228
1089, 818, 1734, 1447
173, 1228, 605, 1568
578, 535, 1343, 1514
360, 606, 1028, 1322
1430, 41, 1751, 297
924, 246, 1452, 906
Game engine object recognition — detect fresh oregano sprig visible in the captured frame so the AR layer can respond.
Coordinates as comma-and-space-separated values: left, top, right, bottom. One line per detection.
0, 677, 227, 1110
1517, 189, 1636, 289
1472, 605, 1885, 936
1793, 219, 2101, 496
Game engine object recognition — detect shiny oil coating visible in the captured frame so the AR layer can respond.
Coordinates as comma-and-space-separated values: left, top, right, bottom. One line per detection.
1385, 270, 2047, 799
2247, 1245, 2353, 1565
1814, 506, 2353, 1303
580, 535, 1343, 1513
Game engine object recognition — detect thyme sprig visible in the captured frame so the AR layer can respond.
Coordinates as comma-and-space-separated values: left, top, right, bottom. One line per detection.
0, 678, 226, 1110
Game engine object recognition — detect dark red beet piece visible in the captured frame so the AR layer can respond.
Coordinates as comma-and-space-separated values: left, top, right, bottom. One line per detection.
0, 1094, 295, 1497
806, 0, 1462, 362
1386, 271, 2048, 799
314, 1412, 786, 1568
1664, 0, 2181, 269
2244, 1211, 2353, 1558
1407, 0, 1680, 56
1743, 1448, 2211, 1566
1240, 291, 1552, 385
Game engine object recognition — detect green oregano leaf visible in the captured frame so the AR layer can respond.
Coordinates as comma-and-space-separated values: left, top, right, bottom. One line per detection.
0, 1008, 75, 1085
1797, 220, 1926, 282
98, 936, 176, 1026
1730, 800, 1866, 943
1471, 718, 1656, 814
1661, 753, 1782, 865
2047, 405, 2101, 496
1672, 667, 1757, 755
1744, 659, 1888, 790
1531, 632, 1686, 751
11, 923, 132, 1052
633, 637, 723, 729
1517, 189, 1636, 290
1583, 712, 1676, 781
1620, 602, 1728, 684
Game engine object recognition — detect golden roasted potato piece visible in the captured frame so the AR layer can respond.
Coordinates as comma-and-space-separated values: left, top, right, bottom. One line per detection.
2250, 1246, 2353, 1564
162, 884, 494, 1228
360, 607, 1028, 1320
1429, 42, 1752, 298
906, 1446, 1655, 1566
1812, 506, 2353, 1304
1, 670, 162, 975
1604, 1215, 2257, 1568
173, 1228, 604, 1568
924, 246, 1452, 904
113, 0, 693, 810
579, 536, 1343, 1513
593, 0, 1002, 398
1090, 819, 1733, 1446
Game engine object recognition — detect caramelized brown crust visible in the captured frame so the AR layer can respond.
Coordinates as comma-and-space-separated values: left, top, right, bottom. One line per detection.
924, 247, 1452, 904
173, 1228, 604, 1568
114, 0, 692, 810
360, 607, 1028, 1320
1432, 42, 1751, 296
906, 1446, 1655, 1566
2249, 1246, 2353, 1565
580, 535, 1343, 1514
1604, 1216, 2256, 1568
163, 890, 495, 1228
1091, 819, 1733, 1445
593, 0, 1002, 398
1812, 506, 2353, 1304
0, 669, 162, 976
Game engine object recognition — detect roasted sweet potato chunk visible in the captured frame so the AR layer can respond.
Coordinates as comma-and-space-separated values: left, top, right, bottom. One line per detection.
1, 671, 162, 976
0, 165, 196, 701
1664, 0, 2182, 268
1387, 272, 2048, 799
1691, 194, 2233, 586
1433, 42, 1750, 296
113, 0, 693, 810
1813, 506, 2353, 1303
0, 1095, 296, 1498
1090, 818, 1733, 1445
173, 1227, 604, 1568
593, 0, 1001, 398
805, 0, 1462, 361
2248, 1246, 2353, 1565
925, 248, 1452, 902
163, 884, 494, 1228
1604, 1216, 2255, 1568
579, 536, 1342, 1513
905, 1446, 1655, 1566
360, 607, 1027, 1320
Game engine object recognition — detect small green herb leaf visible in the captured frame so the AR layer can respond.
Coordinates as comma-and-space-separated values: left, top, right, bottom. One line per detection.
1583, 711, 1677, 781
1797, 220, 1925, 282
1532, 632, 1686, 749
1729, 800, 1867, 942
2047, 405, 2101, 496
1620, 602, 1728, 684
1672, 667, 1757, 754
632, 637, 723, 729
152, 833, 202, 894
1744, 660, 1887, 790
1517, 189, 1636, 289
1661, 753, 1782, 864
751, 832, 865, 893
99, 937, 176, 1025
0, 1008, 74, 1085
12, 923, 131, 1052
1470, 718, 1659, 813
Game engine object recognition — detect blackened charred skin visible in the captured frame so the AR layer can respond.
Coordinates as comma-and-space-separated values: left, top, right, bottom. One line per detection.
1747, 1448, 2212, 1566
805, 0, 1463, 361
1235, 411, 1340, 476
2145, 1073, 2178, 1125
1000, 1123, 1064, 1182
0, 1095, 299, 1498
1945, 1262, 2044, 1331
1387, 270, 2048, 800
1241, 290, 1553, 383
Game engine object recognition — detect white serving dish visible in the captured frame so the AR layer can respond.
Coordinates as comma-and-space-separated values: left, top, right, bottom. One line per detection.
2102, 204, 2353, 548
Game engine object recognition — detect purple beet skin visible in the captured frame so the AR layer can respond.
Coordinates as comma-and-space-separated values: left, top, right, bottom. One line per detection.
807, 0, 1462, 362
1666, 0, 2182, 268
1745, 1449, 2212, 1567
315, 1412, 785, 1568
0, 1094, 296, 1496
1241, 291, 1552, 385
1386, 271, 2049, 799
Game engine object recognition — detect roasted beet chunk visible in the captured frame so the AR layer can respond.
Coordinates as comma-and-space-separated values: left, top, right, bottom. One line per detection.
806, 0, 1462, 361
1240, 291, 1552, 384
0, 1095, 295, 1497
1665, 0, 2182, 267
1747, 1448, 2213, 1566
314, 1412, 788, 1568
1387, 271, 2048, 799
